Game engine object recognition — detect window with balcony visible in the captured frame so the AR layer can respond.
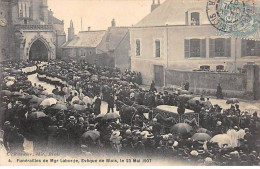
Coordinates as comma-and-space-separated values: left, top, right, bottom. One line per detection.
209, 38, 231, 57
136, 39, 140, 56
155, 40, 161, 58
185, 39, 206, 58
241, 40, 260, 57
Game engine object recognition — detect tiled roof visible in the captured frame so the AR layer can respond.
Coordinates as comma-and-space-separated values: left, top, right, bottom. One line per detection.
135, 0, 208, 27
62, 30, 106, 48
97, 27, 129, 52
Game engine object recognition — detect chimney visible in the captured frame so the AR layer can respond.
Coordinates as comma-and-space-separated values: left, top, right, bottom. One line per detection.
151, 0, 160, 12
88, 27, 91, 31
111, 18, 116, 27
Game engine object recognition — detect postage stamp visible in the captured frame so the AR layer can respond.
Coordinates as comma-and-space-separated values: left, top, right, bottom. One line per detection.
206, 0, 260, 40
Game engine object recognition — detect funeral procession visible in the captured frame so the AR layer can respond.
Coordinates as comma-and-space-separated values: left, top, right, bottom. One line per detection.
0, 0, 260, 166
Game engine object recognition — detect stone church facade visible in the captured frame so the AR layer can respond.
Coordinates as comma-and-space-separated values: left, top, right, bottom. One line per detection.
0, 0, 66, 62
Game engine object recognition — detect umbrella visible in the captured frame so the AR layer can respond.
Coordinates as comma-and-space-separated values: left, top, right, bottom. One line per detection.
71, 96, 80, 103
1, 90, 12, 96
170, 123, 192, 135
83, 96, 93, 105
178, 94, 194, 102
96, 114, 104, 119
245, 105, 259, 113
29, 96, 42, 104
40, 98, 57, 107
210, 134, 232, 148
11, 91, 23, 97
27, 111, 47, 120
179, 90, 190, 94
6, 81, 14, 86
121, 81, 129, 86
51, 103, 67, 110
72, 104, 86, 111
196, 128, 212, 136
81, 130, 100, 141
103, 113, 120, 120
226, 98, 239, 104
40, 91, 48, 96
191, 133, 211, 141
100, 76, 107, 80
72, 100, 85, 105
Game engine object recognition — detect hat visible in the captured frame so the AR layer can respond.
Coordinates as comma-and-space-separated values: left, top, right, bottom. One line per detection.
152, 118, 157, 122
125, 129, 131, 135
190, 150, 198, 156
112, 131, 120, 137
217, 121, 222, 126
173, 141, 179, 147
4, 121, 10, 126
69, 116, 76, 120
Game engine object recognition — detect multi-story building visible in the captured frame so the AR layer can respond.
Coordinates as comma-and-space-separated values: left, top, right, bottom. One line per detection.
0, 0, 66, 62
130, 0, 260, 86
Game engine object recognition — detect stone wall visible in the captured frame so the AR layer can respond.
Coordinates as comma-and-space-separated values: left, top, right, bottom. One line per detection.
166, 69, 247, 98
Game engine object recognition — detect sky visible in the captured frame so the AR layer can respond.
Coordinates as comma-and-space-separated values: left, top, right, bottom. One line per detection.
48, 0, 166, 34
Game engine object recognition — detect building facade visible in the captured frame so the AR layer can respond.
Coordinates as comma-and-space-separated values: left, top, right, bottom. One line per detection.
130, 0, 260, 86
0, 0, 66, 62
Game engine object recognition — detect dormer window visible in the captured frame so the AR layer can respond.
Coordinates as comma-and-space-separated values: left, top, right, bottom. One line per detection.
191, 12, 200, 26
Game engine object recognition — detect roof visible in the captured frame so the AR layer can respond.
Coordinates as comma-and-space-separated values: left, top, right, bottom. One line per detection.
135, 0, 208, 27
62, 30, 106, 48
97, 27, 129, 53
52, 16, 63, 25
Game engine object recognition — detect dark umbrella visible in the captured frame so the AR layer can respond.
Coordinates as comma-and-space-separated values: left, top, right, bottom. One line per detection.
170, 123, 192, 135
103, 113, 120, 120
51, 103, 67, 110
81, 130, 100, 141
196, 128, 212, 136
11, 91, 23, 97
226, 98, 239, 104
27, 111, 47, 120
72, 100, 85, 105
1, 90, 12, 96
72, 104, 86, 111
191, 133, 211, 141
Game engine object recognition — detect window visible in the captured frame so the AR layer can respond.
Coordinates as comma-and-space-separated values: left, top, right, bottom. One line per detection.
200, 65, 210, 71
24, 19, 28, 24
209, 38, 231, 57
185, 39, 206, 58
155, 40, 160, 58
241, 40, 260, 57
191, 12, 200, 26
215, 38, 225, 57
136, 39, 140, 56
190, 39, 200, 57
216, 65, 224, 72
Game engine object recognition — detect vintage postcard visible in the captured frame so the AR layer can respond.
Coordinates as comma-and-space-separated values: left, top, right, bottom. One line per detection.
0, 0, 260, 166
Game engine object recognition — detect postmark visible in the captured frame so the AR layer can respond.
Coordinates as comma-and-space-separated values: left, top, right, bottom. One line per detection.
206, 0, 260, 39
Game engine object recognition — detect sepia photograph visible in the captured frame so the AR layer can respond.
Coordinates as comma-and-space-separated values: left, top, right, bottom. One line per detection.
0, 0, 260, 166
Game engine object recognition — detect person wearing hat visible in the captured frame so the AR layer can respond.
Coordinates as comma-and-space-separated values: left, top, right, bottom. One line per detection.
93, 95, 101, 115
107, 93, 115, 113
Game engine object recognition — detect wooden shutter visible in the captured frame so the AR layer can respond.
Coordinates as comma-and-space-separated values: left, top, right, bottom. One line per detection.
185, 39, 190, 58
225, 38, 231, 57
241, 39, 247, 57
200, 39, 206, 58
209, 38, 215, 58
255, 41, 260, 56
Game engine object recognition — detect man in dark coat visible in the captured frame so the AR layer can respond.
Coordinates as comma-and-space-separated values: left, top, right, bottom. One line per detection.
107, 94, 115, 113
94, 95, 102, 115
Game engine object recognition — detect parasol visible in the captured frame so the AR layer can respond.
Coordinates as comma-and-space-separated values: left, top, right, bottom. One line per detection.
170, 123, 192, 135
40, 98, 57, 107
103, 113, 120, 120
191, 133, 211, 141
210, 134, 232, 148
81, 130, 100, 141
27, 111, 47, 120
51, 103, 67, 110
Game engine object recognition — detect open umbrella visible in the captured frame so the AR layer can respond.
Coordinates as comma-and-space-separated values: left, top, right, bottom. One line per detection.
83, 96, 93, 105
120, 81, 129, 86
81, 130, 100, 141
72, 104, 86, 111
1, 90, 12, 96
72, 100, 85, 105
51, 103, 67, 110
226, 98, 239, 104
211, 134, 232, 148
6, 81, 14, 86
103, 113, 120, 120
178, 94, 194, 102
11, 91, 23, 97
40, 98, 57, 107
96, 114, 104, 119
40, 91, 48, 96
196, 128, 212, 136
170, 123, 192, 135
191, 133, 211, 141
27, 111, 47, 120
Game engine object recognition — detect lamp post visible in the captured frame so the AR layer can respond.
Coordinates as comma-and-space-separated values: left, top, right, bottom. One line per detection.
234, 37, 237, 73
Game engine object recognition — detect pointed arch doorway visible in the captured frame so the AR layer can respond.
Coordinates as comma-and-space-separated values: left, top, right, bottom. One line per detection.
29, 39, 49, 61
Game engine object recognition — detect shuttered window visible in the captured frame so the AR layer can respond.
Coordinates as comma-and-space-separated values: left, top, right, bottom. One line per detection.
136, 39, 140, 56
184, 39, 206, 58
155, 40, 160, 58
241, 40, 260, 57
209, 38, 231, 57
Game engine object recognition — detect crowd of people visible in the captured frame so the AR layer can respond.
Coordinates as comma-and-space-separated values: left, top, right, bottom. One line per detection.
0, 59, 260, 166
